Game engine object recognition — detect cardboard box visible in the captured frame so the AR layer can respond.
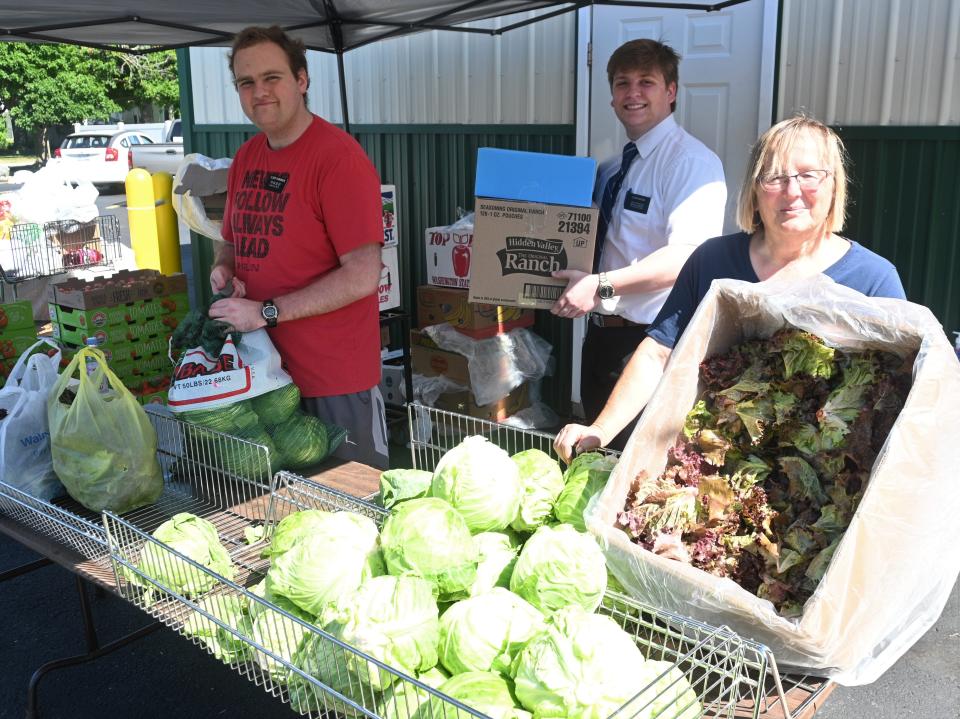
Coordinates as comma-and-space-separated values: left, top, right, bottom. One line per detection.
416, 286, 534, 338
433, 382, 530, 422
425, 224, 473, 289
48, 270, 189, 310
379, 360, 407, 405
62, 335, 170, 364
381, 185, 399, 247
0, 331, 38, 361
379, 245, 401, 311
201, 193, 227, 221
468, 198, 598, 310
49, 292, 189, 329
0, 301, 34, 334
475, 148, 597, 208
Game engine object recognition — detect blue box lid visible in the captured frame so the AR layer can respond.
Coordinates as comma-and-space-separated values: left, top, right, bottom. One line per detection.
474, 148, 597, 208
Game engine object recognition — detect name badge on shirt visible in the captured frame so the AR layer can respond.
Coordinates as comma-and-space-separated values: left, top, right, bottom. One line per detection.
263, 172, 289, 193
624, 190, 650, 214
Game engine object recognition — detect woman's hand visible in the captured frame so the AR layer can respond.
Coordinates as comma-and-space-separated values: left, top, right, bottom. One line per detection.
554, 423, 607, 465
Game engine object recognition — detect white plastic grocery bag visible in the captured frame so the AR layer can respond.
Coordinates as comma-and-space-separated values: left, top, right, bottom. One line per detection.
585, 276, 960, 685
0, 338, 64, 500
166, 329, 292, 413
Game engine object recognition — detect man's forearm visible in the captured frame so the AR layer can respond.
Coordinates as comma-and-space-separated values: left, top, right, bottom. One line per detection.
212, 242, 236, 273
592, 337, 671, 441
606, 244, 694, 297
273, 244, 382, 322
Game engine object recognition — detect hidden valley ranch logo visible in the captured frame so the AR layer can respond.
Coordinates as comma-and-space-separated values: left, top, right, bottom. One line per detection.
496, 237, 567, 276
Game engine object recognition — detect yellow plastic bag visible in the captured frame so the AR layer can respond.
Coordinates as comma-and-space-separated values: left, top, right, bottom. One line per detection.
48, 346, 163, 513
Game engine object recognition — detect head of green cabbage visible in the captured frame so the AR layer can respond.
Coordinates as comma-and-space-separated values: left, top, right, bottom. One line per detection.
439, 587, 545, 676
380, 497, 479, 602
510, 449, 565, 532
509, 523, 607, 615
554, 452, 618, 531
431, 436, 521, 532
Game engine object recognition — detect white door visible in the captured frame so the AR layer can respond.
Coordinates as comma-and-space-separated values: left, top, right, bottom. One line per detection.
570, 0, 777, 409
587, 0, 777, 232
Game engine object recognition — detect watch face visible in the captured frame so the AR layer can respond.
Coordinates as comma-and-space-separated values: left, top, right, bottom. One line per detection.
599, 284, 615, 300
262, 304, 278, 320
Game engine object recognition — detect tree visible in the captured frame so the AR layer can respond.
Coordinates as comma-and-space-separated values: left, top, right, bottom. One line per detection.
0, 43, 179, 159
112, 51, 180, 119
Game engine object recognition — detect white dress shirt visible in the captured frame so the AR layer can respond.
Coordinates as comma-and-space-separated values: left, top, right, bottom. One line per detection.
596, 114, 727, 324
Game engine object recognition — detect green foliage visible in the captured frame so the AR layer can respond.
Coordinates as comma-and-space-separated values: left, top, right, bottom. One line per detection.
0, 42, 179, 156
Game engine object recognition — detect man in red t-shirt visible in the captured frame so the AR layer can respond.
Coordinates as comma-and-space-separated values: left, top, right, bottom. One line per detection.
209, 25, 388, 469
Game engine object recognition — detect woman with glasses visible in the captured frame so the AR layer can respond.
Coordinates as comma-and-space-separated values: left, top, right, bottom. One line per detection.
555, 114, 906, 463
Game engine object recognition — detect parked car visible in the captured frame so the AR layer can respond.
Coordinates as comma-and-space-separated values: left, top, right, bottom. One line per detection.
47, 129, 156, 187
130, 119, 184, 175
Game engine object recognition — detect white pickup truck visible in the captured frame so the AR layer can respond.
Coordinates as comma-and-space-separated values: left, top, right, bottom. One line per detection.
130, 119, 184, 175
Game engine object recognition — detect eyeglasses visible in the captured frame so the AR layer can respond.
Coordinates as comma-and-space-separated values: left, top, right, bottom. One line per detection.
757, 169, 831, 192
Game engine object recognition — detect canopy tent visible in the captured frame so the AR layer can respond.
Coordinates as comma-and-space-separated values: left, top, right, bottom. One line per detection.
0, 0, 751, 128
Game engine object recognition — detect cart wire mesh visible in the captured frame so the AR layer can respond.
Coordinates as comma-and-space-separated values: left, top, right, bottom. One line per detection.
406, 403, 833, 719
106, 470, 754, 719
0, 215, 122, 292
0, 409, 274, 580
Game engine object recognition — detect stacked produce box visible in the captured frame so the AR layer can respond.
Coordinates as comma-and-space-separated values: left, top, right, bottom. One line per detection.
0, 300, 38, 387
47, 269, 189, 405
411, 284, 536, 422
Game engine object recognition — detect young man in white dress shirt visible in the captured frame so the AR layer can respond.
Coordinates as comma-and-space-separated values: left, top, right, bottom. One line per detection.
551, 38, 727, 449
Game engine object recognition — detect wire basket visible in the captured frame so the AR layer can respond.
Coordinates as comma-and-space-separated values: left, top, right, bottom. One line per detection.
105, 470, 754, 719
406, 403, 832, 719
0, 410, 274, 572
0, 214, 122, 288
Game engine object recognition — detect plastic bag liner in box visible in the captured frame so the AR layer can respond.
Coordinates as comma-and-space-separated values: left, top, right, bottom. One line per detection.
585, 276, 960, 685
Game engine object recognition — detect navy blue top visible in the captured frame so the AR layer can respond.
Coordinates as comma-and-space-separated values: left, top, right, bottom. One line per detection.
647, 232, 907, 349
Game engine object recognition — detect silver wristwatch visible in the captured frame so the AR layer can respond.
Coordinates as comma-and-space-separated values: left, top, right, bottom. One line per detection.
597, 272, 616, 300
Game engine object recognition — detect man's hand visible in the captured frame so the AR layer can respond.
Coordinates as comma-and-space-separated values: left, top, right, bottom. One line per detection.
208, 297, 264, 332
550, 270, 599, 319
554, 423, 607, 465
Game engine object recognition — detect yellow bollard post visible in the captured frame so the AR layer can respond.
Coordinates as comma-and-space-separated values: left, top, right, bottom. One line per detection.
125, 169, 161, 270
152, 172, 182, 274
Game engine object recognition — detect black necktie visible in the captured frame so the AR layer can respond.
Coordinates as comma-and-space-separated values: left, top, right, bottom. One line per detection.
593, 142, 639, 273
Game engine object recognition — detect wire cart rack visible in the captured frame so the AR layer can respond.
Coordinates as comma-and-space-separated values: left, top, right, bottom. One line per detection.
99, 403, 831, 719
0, 215, 123, 301
0, 409, 275, 581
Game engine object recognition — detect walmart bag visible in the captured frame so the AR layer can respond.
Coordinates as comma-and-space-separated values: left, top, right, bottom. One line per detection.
48, 346, 163, 513
0, 339, 64, 500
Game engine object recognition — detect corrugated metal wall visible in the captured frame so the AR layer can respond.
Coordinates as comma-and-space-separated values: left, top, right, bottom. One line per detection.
189, 9, 575, 125
779, 0, 960, 125
840, 126, 960, 333
189, 124, 579, 413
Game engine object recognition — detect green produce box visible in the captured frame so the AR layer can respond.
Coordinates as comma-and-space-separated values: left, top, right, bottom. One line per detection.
50, 292, 189, 329
63, 334, 171, 364
0, 331, 39, 361
138, 389, 169, 407
53, 315, 181, 346
111, 353, 173, 382
0, 301, 34, 334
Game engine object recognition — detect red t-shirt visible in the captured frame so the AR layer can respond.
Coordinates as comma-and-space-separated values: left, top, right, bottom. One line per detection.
221, 116, 382, 397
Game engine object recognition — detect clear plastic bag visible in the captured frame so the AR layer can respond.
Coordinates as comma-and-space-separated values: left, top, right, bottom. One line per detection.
48, 346, 163, 513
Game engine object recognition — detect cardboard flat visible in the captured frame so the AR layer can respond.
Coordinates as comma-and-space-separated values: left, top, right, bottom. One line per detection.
47, 270, 189, 310
468, 198, 597, 310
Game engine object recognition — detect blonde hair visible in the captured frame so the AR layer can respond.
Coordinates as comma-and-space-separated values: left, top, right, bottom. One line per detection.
736, 115, 848, 234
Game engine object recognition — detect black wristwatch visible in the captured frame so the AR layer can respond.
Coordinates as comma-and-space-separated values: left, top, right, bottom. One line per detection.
597, 272, 616, 300
261, 299, 279, 328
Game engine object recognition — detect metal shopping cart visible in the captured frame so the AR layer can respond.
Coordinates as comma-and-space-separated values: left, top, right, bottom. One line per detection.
0, 215, 122, 301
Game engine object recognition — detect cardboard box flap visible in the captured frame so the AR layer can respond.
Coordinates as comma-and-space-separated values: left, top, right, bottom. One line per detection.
475, 148, 597, 207
586, 276, 960, 685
